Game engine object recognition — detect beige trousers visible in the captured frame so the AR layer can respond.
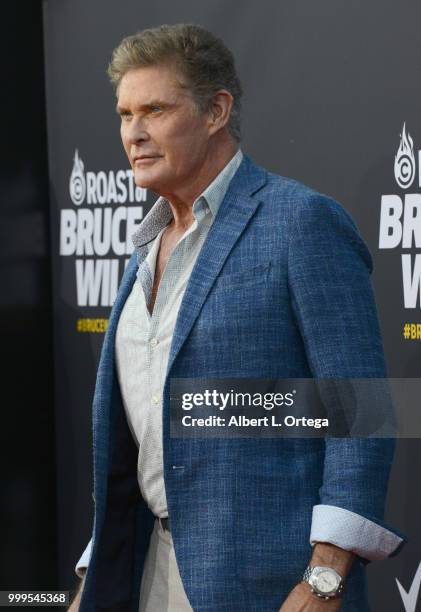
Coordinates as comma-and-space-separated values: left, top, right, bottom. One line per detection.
138, 519, 194, 612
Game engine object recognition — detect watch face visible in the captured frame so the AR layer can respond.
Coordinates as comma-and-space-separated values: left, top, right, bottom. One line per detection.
314, 570, 339, 594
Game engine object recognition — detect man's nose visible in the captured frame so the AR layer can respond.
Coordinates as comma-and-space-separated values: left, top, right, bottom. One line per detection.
125, 118, 150, 145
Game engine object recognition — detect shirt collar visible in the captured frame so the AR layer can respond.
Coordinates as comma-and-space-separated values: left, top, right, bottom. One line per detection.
132, 149, 243, 249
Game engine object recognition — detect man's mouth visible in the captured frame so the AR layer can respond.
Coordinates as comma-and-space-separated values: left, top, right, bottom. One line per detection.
133, 155, 162, 164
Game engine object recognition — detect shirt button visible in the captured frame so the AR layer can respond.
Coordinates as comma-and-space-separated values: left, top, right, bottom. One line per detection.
152, 394, 160, 405
150, 338, 158, 348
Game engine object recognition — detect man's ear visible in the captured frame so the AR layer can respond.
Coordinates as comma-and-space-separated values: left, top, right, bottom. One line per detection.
208, 89, 234, 135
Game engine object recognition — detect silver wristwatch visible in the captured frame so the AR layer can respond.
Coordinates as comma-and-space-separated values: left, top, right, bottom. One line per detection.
302, 565, 344, 599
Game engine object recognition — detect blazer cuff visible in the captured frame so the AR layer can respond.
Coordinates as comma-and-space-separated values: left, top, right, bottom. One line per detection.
310, 504, 404, 561
75, 539, 92, 578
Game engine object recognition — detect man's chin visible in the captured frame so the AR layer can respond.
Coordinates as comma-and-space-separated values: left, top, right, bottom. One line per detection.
133, 170, 156, 190
133, 170, 172, 194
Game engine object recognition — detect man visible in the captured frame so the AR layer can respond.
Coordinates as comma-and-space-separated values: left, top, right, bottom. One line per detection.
72, 24, 404, 612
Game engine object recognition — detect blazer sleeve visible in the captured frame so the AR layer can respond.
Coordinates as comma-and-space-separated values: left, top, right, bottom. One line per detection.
287, 193, 406, 562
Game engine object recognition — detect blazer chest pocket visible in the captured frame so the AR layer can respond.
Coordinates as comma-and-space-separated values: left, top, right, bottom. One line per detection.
214, 262, 271, 289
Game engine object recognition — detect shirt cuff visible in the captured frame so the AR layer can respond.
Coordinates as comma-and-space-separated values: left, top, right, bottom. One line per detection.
310, 504, 404, 561
75, 539, 92, 578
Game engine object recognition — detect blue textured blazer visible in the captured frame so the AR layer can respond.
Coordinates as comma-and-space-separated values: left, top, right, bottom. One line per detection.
79, 155, 402, 612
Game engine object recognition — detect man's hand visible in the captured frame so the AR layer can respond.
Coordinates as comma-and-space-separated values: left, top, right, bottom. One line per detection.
279, 542, 356, 611
68, 575, 85, 612
279, 581, 341, 611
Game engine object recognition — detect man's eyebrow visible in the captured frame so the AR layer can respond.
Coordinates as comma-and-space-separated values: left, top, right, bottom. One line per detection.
115, 100, 173, 114
115, 104, 131, 115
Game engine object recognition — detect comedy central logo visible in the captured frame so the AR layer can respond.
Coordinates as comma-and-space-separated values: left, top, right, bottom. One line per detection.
379, 121, 421, 309
394, 122, 416, 189
67, 148, 146, 205
69, 149, 86, 205
62, 149, 147, 307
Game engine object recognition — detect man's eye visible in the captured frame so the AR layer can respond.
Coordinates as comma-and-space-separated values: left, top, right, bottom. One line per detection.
150, 106, 162, 114
120, 113, 132, 122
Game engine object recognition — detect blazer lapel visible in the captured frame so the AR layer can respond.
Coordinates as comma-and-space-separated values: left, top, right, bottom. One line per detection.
167, 155, 267, 374
93, 245, 148, 472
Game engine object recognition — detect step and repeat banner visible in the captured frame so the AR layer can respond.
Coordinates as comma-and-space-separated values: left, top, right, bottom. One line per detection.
43, 1, 421, 609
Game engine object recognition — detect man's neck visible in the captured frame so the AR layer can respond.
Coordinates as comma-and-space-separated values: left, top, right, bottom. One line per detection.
159, 139, 239, 229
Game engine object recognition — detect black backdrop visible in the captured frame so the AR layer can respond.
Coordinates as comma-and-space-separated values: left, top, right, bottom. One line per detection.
0, 0, 56, 595
43, 1, 421, 610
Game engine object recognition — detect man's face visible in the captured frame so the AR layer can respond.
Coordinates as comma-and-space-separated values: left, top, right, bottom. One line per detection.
117, 63, 213, 195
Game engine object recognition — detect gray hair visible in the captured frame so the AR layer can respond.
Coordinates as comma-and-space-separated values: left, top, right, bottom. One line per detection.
107, 23, 242, 142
